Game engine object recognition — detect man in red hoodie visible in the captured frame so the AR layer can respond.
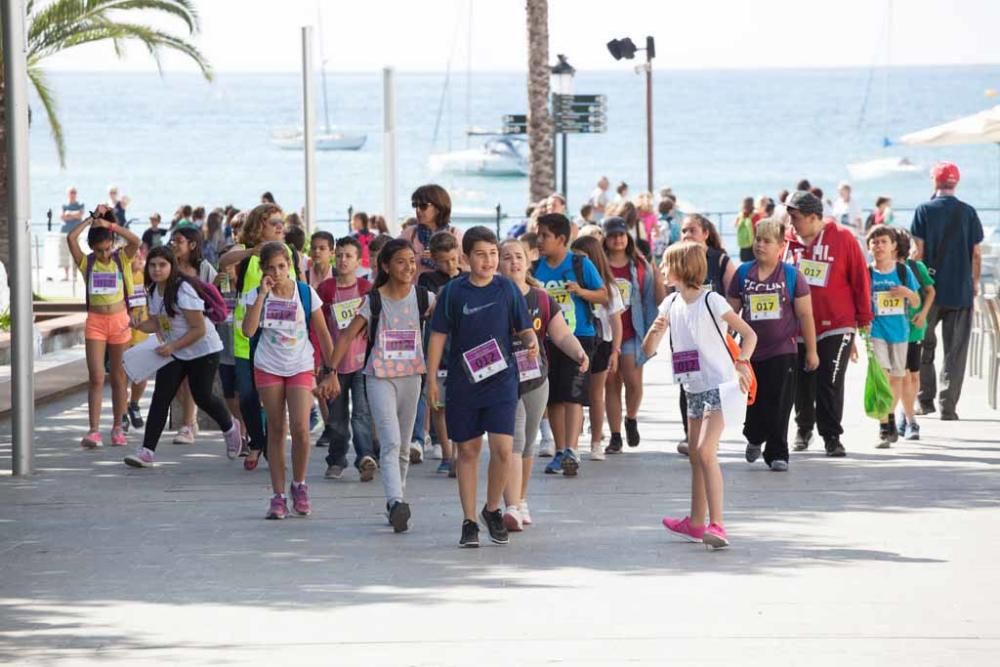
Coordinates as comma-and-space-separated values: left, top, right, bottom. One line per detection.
784, 191, 873, 457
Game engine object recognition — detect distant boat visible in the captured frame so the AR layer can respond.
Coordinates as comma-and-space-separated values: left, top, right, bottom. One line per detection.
847, 156, 921, 181
429, 137, 529, 177
271, 128, 366, 151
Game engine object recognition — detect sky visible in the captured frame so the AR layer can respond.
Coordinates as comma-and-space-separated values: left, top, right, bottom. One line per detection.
39, 0, 1000, 74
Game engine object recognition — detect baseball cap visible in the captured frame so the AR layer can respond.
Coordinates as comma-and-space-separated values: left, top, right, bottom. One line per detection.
932, 161, 960, 188
603, 216, 628, 235
784, 191, 824, 217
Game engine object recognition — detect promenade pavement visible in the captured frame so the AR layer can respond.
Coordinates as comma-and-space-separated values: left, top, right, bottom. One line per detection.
1, 351, 998, 665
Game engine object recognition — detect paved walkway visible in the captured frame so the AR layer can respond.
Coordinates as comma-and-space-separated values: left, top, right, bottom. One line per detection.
1, 351, 998, 665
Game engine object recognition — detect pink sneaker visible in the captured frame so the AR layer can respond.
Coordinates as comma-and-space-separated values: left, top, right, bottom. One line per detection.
703, 522, 730, 550
290, 482, 311, 516
123, 447, 155, 468
81, 432, 103, 449
223, 421, 242, 460
266, 494, 288, 520
110, 426, 127, 447
662, 516, 706, 543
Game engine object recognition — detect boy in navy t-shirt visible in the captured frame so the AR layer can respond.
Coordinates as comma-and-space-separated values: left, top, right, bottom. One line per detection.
427, 226, 537, 548
531, 213, 608, 477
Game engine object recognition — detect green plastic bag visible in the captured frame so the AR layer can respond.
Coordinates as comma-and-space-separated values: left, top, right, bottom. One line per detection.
736, 215, 754, 249
863, 334, 894, 420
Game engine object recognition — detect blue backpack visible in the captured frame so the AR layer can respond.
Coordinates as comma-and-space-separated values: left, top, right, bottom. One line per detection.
734, 261, 798, 303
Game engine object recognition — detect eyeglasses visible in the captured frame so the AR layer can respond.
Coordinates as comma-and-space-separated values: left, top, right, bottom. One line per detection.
411, 201, 430, 211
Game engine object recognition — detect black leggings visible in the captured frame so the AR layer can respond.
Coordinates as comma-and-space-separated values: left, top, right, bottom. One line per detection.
143, 353, 233, 451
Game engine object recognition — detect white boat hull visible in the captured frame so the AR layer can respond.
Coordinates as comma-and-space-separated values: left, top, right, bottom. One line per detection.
847, 156, 921, 181
429, 138, 529, 177
272, 130, 366, 151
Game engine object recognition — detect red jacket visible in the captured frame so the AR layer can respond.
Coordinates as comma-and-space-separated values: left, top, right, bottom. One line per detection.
785, 220, 872, 339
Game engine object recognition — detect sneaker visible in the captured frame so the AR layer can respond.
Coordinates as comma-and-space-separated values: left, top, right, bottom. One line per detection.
538, 436, 556, 458
768, 459, 789, 472
544, 450, 564, 474
120, 413, 129, 434
676, 440, 689, 456
123, 446, 155, 468
243, 449, 261, 471
430, 443, 443, 460
309, 405, 321, 432
316, 428, 333, 449
904, 421, 920, 441
266, 494, 288, 520
917, 401, 936, 416
389, 500, 411, 533
561, 448, 580, 476
824, 437, 847, 457
110, 426, 127, 447
238, 442, 250, 458
590, 442, 606, 461
519, 501, 532, 526
624, 417, 640, 447
887, 419, 899, 444
876, 423, 892, 449
896, 411, 907, 434
290, 482, 311, 516
409, 440, 424, 464
324, 464, 344, 480
703, 522, 729, 550
503, 506, 524, 532
459, 519, 480, 548
435, 461, 450, 474
940, 411, 959, 421
745, 442, 762, 463
358, 455, 378, 482
172, 424, 195, 445
480, 505, 509, 544
793, 430, 812, 451
81, 432, 103, 449
223, 421, 242, 460
605, 432, 623, 455
661, 516, 706, 543
128, 401, 144, 428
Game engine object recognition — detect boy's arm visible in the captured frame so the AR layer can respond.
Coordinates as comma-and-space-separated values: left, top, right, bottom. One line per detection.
794, 294, 819, 371
426, 331, 447, 409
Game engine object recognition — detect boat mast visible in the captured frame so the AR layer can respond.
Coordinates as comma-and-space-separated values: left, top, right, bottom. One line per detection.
317, 5, 331, 134
465, 0, 472, 147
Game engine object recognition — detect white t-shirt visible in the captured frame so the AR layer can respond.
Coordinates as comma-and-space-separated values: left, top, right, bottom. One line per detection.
594, 285, 626, 343
244, 285, 322, 377
831, 197, 862, 230
660, 290, 736, 394
149, 281, 223, 361
589, 187, 609, 211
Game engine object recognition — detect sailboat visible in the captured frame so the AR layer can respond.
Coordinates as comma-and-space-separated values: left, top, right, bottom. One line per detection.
271, 12, 366, 152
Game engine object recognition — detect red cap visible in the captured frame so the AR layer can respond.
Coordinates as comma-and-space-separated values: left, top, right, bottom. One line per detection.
932, 161, 960, 188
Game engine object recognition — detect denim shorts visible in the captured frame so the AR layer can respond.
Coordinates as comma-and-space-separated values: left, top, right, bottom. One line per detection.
621, 337, 639, 358
686, 388, 721, 420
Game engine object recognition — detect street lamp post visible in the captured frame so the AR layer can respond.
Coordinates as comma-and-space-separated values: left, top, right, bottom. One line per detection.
607, 36, 656, 194
550, 54, 575, 201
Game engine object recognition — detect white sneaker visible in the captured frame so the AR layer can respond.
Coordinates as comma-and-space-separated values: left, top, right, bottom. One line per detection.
172, 424, 195, 445
538, 437, 555, 458
502, 506, 524, 532
430, 443, 443, 460
519, 501, 532, 526
590, 441, 606, 461
409, 440, 424, 464
124, 446, 155, 468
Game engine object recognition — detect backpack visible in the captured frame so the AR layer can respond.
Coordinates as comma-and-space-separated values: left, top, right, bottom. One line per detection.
734, 261, 799, 304
531, 253, 594, 327
187, 277, 229, 325
249, 280, 314, 360
363, 285, 431, 368
84, 250, 128, 308
867, 262, 907, 287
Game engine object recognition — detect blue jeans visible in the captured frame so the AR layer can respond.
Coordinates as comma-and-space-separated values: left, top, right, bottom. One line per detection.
325, 371, 375, 468
235, 357, 266, 452
411, 384, 427, 444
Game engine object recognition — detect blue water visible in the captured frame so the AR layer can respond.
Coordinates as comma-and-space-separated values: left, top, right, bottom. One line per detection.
26, 66, 1000, 237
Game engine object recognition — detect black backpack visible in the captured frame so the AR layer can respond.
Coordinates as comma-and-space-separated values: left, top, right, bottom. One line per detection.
364, 286, 432, 367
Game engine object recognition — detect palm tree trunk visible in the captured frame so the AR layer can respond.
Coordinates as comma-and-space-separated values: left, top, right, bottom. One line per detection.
0, 69, 10, 269
526, 0, 554, 203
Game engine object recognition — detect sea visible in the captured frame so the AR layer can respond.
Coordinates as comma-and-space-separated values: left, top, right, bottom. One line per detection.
25, 66, 1000, 243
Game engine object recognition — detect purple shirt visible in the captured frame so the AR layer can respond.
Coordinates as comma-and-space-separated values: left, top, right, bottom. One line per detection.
727, 262, 810, 361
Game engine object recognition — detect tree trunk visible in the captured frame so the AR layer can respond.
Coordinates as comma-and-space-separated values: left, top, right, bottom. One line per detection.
0, 68, 9, 269
525, 0, 554, 204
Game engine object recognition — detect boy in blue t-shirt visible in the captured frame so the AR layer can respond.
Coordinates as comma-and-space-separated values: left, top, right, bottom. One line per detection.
531, 213, 608, 477
427, 226, 537, 548
866, 226, 921, 448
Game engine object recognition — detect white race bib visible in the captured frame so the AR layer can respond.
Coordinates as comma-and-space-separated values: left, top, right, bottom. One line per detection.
748, 292, 780, 321
798, 259, 830, 288
383, 329, 418, 360
875, 291, 905, 316
262, 298, 298, 330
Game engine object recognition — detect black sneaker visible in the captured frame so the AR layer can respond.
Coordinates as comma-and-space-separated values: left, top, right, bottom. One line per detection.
459, 519, 480, 548
127, 401, 144, 428
887, 420, 899, 444
824, 437, 847, 457
745, 442, 762, 463
388, 500, 411, 533
793, 430, 812, 451
605, 432, 623, 455
877, 423, 892, 449
624, 418, 640, 447
480, 505, 509, 545
940, 411, 959, 421
917, 401, 936, 416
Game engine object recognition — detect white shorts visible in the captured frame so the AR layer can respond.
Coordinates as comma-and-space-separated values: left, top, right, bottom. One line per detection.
871, 338, 908, 378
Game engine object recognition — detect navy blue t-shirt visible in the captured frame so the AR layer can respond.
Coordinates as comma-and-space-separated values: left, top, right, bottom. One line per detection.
430, 274, 532, 408
910, 195, 983, 308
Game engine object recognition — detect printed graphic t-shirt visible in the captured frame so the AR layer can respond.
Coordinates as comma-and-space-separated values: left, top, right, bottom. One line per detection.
726, 262, 810, 361
359, 286, 435, 379
869, 264, 920, 344
532, 253, 604, 337
244, 284, 323, 376
317, 277, 371, 374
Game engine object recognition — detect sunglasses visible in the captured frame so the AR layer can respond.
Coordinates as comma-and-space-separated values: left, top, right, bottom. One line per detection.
411, 201, 430, 211
266, 218, 284, 228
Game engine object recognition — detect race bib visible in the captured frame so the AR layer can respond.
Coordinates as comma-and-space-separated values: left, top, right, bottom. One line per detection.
90, 271, 119, 295
463, 338, 508, 383
749, 293, 780, 321
875, 291, 905, 316
383, 329, 418, 360
672, 350, 701, 382
223, 296, 237, 323
333, 298, 362, 330
798, 259, 830, 288
262, 298, 297, 330
158, 313, 172, 333
614, 278, 632, 305
127, 287, 146, 309
515, 349, 542, 382
548, 287, 576, 331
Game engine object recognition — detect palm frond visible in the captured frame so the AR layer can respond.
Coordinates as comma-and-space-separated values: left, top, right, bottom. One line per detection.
27, 65, 67, 167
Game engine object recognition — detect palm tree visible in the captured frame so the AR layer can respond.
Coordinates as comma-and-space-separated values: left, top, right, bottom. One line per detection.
525, 0, 554, 204
0, 0, 212, 266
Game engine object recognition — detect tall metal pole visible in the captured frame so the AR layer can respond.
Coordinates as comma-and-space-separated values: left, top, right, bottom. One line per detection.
302, 26, 317, 235
383, 67, 398, 231
645, 51, 654, 195
561, 133, 568, 200
3, 0, 35, 475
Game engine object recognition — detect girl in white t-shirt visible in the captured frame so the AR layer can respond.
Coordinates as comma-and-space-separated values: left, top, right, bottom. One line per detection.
642, 242, 757, 550
123, 245, 242, 468
243, 242, 338, 521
